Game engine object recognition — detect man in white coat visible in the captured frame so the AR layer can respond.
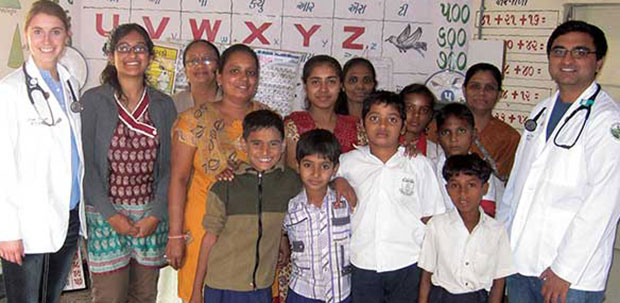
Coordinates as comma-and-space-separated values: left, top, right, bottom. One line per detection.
501, 21, 620, 303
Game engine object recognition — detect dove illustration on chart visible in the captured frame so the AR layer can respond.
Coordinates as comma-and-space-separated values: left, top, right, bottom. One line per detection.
385, 24, 427, 57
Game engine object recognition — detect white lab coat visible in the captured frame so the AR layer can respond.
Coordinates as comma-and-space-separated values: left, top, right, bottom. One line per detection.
0, 58, 86, 254
500, 82, 620, 291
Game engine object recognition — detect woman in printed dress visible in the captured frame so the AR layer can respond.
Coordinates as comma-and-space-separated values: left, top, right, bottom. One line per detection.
166, 44, 270, 302
81, 23, 177, 302
158, 39, 222, 303
284, 55, 365, 170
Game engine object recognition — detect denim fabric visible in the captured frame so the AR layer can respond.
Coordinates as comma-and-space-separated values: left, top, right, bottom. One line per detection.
351, 263, 421, 303
1, 209, 80, 303
286, 288, 352, 303
506, 274, 605, 303
428, 285, 488, 303
204, 286, 271, 303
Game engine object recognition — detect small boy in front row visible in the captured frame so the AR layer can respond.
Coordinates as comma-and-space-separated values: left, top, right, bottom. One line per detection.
335, 90, 445, 303
189, 110, 302, 303
418, 154, 515, 303
283, 129, 352, 303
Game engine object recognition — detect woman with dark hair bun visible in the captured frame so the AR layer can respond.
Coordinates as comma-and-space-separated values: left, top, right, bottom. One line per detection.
81, 23, 177, 302
173, 39, 221, 112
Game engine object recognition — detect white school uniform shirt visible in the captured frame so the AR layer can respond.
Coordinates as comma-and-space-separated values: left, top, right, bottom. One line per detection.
425, 140, 445, 169
501, 82, 620, 291
337, 146, 445, 272
435, 154, 506, 215
418, 209, 515, 294
0, 58, 86, 253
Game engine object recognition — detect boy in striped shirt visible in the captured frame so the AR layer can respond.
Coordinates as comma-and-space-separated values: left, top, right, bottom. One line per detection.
283, 129, 352, 303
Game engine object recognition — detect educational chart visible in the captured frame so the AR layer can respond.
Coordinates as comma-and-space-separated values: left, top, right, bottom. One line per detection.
475, 0, 561, 131
60, 0, 473, 95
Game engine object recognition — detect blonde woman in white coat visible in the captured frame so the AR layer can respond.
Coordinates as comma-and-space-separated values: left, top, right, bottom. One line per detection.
0, 1, 85, 303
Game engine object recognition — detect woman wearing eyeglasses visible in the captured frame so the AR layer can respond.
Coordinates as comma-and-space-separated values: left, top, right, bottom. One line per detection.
460, 63, 520, 181
172, 40, 221, 112
167, 44, 270, 302
0, 2, 85, 302
158, 39, 222, 303
81, 23, 177, 303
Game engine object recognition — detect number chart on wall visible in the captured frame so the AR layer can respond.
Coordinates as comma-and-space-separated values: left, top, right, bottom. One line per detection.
475, 0, 562, 131
68, 0, 474, 95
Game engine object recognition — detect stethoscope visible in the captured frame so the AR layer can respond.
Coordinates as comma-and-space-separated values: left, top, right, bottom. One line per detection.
23, 63, 82, 126
524, 84, 601, 149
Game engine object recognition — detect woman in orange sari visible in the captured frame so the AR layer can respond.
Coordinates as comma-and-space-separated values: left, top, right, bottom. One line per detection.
165, 44, 269, 302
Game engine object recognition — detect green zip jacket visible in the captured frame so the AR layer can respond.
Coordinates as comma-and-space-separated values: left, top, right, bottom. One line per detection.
202, 164, 302, 291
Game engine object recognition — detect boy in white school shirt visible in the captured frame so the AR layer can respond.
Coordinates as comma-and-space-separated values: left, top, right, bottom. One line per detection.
418, 154, 515, 303
334, 90, 445, 303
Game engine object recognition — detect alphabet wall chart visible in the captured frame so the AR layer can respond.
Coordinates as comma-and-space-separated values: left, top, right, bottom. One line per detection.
58, 0, 474, 113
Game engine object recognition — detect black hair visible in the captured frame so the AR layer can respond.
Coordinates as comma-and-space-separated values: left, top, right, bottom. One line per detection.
547, 20, 607, 60
219, 43, 259, 73
435, 103, 475, 130
362, 90, 406, 126
399, 83, 437, 110
182, 39, 220, 66
442, 154, 492, 183
100, 23, 154, 97
336, 57, 377, 115
464, 63, 502, 91
242, 109, 284, 140
302, 55, 343, 83
296, 129, 341, 165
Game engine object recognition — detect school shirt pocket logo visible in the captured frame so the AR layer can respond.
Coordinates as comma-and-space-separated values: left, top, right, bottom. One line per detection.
399, 177, 415, 196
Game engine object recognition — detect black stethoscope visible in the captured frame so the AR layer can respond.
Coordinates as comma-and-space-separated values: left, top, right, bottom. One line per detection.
524, 84, 601, 149
23, 63, 82, 126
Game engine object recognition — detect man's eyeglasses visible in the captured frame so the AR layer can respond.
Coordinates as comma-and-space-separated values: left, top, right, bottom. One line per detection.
550, 47, 596, 59
185, 57, 217, 67
115, 43, 149, 54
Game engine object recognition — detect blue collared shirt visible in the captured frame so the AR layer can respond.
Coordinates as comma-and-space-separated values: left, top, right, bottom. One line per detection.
40, 69, 80, 210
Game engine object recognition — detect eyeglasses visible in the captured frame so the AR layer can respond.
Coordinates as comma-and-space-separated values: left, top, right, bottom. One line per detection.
115, 43, 149, 54
465, 82, 498, 93
550, 47, 596, 59
185, 57, 217, 67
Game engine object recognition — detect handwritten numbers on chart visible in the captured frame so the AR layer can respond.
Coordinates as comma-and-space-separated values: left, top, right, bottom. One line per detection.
440, 3, 470, 24
436, 2, 469, 72
437, 27, 466, 50
437, 51, 466, 71
198, 0, 208, 7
